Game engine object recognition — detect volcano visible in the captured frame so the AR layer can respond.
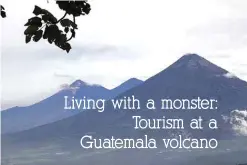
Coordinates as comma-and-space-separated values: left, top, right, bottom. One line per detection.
1, 78, 142, 134
2, 54, 247, 148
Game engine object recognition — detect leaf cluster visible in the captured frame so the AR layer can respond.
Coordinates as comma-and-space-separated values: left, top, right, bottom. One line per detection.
56, 1, 91, 16
24, 1, 91, 53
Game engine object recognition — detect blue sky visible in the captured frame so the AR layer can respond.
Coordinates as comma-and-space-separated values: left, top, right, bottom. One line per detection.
1, 0, 247, 109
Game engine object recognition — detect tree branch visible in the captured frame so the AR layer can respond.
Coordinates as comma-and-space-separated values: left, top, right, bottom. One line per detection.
66, 34, 73, 42
66, 16, 76, 42
73, 15, 75, 24
39, 24, 46, 30
55, 12, 67, 24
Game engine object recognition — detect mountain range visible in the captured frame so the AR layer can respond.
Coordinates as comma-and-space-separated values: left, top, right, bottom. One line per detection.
3, 53, 247, 139
2, 54, 247, 165
1, 78, 143, 134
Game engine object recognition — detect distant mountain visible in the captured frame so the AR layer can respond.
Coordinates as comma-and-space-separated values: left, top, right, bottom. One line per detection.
3, 54, 247, 165
110, 78, 143, 98
4, 54, 247, 143
1, 78, 142, 134
1, 80, 110, 134
132, 53, 247, 111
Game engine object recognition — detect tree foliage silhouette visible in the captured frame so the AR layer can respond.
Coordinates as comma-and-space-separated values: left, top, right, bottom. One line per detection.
1, 1, 91, 53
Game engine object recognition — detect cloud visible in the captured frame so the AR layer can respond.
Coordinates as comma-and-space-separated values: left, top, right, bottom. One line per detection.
207, 54, 230, 59
2, 0, 247, 109
186, 18, 247, 51
240, 64, 247, 67
59, 84, 79, 95
223, 72, 237, 79
54, 73, 75, 79
222, 114, 230, 123
226, 110, 247, 136
240, 73, 247, 77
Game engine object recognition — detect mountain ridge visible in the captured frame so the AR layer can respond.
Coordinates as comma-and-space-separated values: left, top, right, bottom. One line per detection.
3, 54, 247, 142
1, 77, 143, 134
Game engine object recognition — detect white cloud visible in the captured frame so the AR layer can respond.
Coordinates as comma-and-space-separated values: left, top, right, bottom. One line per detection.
60, 84, 79, 95
229, 110, 247, 136
223, 72, 237, 79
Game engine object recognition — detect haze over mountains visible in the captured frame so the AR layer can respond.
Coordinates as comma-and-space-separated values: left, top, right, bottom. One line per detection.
2, 54, 247, 165
1, 78, 143, 134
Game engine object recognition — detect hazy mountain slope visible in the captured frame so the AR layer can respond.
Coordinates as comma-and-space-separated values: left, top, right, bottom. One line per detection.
110, 78, 143, 98
1, 78, 143, 134
2, 54, 247, 165
1, 80, 111, 134
3, 54, 247, 143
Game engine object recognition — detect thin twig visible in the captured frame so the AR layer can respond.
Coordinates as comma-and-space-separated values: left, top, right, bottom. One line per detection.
55, 12, 67, 24
66, 34, 73, 42
66, 16, 76, 41
39, 24, 46, 30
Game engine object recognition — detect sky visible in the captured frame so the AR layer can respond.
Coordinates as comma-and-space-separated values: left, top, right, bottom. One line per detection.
1, 0, 247, 109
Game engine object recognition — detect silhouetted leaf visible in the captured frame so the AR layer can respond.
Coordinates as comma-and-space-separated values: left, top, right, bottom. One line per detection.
64, 43, 71, 53
1, 5, 6, 18
24, 25, 39, 35
64, 27, 69, 33
59, 34, 67, 44
33, 30, 43, 42
24, 17, 42, 27
60, 19, 77, 29
49, 25, 59, 38
71, 22, 77, 29
1, 11, 6, 18
60, 19, 70, 27
56, 1, 69, 11
42, 15, 49, 22
82, 3, 91, 15
71, 29, 75, 38
25, 35, 32, 43
33, 5, 42, 15
41, 9, 57, 23
48, 37, 54, 44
